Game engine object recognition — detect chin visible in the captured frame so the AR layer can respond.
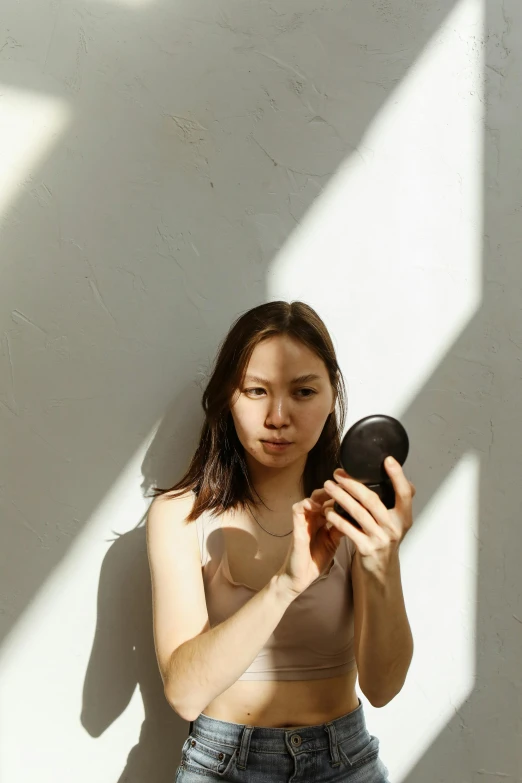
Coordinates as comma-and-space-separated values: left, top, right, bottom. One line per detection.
257, 449, 302, 467
248, 446, 285, 462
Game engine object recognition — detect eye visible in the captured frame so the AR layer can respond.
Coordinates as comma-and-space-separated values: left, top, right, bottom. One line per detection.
244, 388, 265, 397
297, 388, 317, 398
243, 388, 317, 398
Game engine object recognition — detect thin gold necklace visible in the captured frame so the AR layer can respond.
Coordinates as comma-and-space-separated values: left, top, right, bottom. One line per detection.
246, 503, 293, 538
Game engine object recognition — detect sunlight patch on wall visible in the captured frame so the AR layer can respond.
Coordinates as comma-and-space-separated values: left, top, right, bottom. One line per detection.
0, 86, 70, 220
371, 452, 480, 779
266, 0, 485, 422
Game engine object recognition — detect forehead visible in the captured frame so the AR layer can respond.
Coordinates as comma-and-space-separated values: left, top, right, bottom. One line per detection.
245, 335, 328, 379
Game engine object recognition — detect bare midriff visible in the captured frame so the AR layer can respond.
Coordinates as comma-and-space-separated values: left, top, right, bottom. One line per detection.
201, 667, 359, 729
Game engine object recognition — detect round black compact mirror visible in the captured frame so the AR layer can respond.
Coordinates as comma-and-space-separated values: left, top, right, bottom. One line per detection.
333, 414, 409, 530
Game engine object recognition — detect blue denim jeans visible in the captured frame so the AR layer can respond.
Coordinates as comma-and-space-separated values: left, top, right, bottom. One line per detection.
176, 700, 390, 782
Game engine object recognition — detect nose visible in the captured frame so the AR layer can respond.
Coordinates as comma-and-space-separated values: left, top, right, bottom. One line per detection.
265, 396, 291, 428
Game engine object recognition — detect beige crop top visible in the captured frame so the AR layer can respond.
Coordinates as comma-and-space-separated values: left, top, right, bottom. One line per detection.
194, 502, 357, 681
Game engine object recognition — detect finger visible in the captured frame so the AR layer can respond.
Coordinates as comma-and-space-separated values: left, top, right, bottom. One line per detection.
292, 497, 320, 519
324, 478, 383, 536
321, 498, 335, 526
324, 505, 368, 550
310, 489, 332, 519
295, 496, 322, 508
330, 472, 389, 529
311, 487, 331, 504
384, 457, 415, 510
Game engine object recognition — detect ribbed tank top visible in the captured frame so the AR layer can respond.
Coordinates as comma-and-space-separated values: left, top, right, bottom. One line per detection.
193, 503, 357, 681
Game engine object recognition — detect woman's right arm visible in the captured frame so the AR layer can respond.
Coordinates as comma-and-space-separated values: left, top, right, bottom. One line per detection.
146, 494, 298, 723
168, 574, 296, 721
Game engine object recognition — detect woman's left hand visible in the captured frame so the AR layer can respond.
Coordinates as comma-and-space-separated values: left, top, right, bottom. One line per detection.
322, 456, 416, 577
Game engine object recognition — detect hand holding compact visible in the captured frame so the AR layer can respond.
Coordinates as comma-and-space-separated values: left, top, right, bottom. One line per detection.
331, 414, 410, 530
322, 415, 416, 576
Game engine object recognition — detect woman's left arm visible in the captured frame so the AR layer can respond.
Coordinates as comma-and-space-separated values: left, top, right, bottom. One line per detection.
351, 545, 413, 707
323, 456, 416, 708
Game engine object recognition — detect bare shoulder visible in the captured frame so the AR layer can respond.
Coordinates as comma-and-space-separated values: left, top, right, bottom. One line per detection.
146, 489, 196, 532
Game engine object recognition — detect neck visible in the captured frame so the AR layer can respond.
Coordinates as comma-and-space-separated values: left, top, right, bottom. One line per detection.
244, 453, 307, 513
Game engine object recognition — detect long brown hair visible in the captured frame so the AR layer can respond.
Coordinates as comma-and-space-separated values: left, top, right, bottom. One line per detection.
152, 301, 347, 522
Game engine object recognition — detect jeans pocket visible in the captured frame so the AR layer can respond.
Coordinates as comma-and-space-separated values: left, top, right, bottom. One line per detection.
339, 729, 381, 770
182, 733, 237, 777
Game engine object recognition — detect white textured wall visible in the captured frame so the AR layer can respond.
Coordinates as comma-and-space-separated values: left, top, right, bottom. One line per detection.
1, 1, 520, 781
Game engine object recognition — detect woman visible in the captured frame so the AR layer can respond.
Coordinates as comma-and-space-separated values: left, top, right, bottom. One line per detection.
147, 300, 416, 782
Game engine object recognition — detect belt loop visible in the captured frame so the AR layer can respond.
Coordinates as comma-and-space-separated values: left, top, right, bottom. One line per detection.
324, 721, 342, 767
236, 725, 254, 770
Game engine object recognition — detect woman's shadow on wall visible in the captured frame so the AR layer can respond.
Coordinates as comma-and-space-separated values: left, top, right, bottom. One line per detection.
80, 383, 198, 782
81, 516, 178, 783
80, 382, 247, 783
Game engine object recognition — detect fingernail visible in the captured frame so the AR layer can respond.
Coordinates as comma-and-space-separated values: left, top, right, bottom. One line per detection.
385, 456, 396, 467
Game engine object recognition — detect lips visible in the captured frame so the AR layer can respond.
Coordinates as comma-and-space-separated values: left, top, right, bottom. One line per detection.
263, 440, 292, 444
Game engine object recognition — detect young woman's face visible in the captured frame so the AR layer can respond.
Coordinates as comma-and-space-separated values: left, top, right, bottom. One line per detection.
229, 335, 336, 469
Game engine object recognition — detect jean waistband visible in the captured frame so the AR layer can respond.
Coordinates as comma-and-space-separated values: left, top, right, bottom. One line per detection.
191, 699, 366, 754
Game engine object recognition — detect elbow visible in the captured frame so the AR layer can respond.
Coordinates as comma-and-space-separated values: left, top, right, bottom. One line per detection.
179, 705, 201, 723
365, 692, 393, 709
163, 684, 181, 716
164, 688, 192, 722
164, 685, 200, 723
361, 680, 405, 709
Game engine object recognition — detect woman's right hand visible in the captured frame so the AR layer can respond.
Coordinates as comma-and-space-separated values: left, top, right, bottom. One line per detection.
276, 489, 345, 599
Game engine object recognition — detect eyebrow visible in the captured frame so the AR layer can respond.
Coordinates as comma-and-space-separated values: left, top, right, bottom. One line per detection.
244, 373, 323, 385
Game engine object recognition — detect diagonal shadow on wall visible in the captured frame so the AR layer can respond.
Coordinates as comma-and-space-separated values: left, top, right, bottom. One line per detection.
2, 0, 519, 780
